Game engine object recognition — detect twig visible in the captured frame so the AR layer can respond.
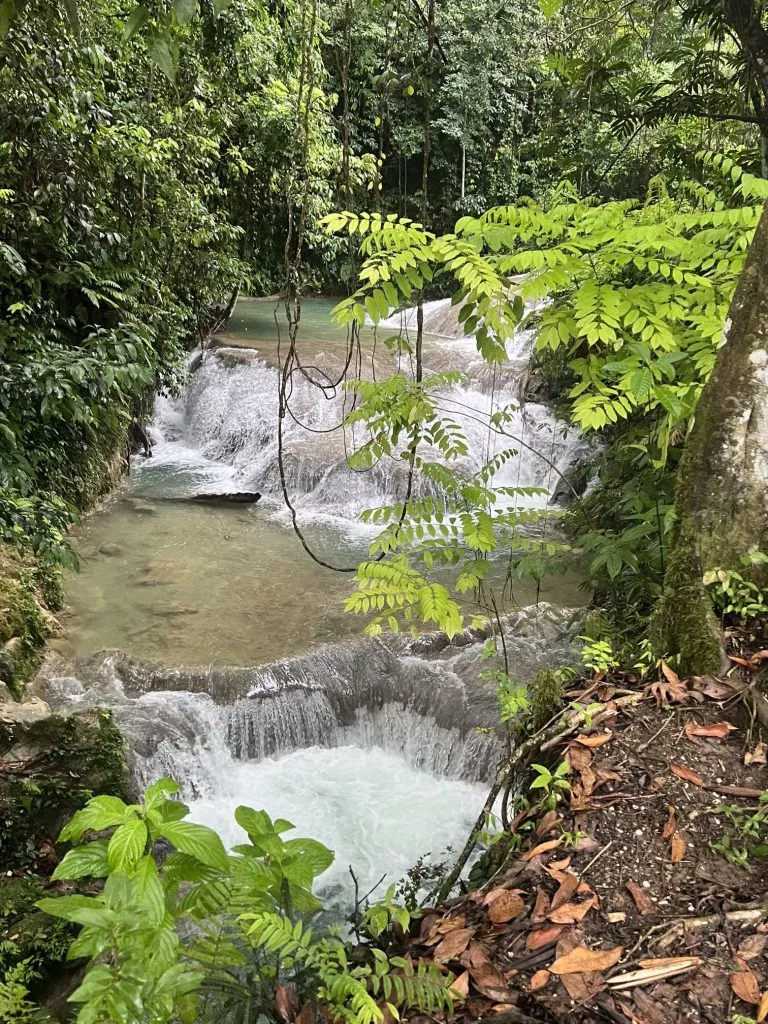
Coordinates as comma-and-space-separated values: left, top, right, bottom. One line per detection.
637, 714, 675, 753
581, 839, 614, 877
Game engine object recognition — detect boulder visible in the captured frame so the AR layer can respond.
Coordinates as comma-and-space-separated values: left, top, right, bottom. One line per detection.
189, 491, 262, 505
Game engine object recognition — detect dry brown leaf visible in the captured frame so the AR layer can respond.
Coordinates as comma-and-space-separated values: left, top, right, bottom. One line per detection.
560, 970, 606, 1002
638, 957, 703, 969
295, 1004, 316, 1024
482, 887, 507, 906
526, 924, 564, 951
469, 961, 508, 1001
566, 743, 593, 771
487, 891, 525, 924
529, 969, 550, 992
550, 945, 623, 975
626, 880, 655, 916
684, 720, 737, 742
450, 971, 470, 998
548, 855, 572, 872
593, 768, 622, 791
548, 895, 598, 924
647, 663, 689, 706
690, 674, 741, 699
745, 742, 768, 766
670, 762, 705, 787
536, 810, 562, 836
661, 804, 678, 841
275, 985, 295, 1024
670, 831, 687, 863
574, 731, 614, 749
531, 887, 551, 923
757, 990, 768, 1023
738, 934, 768, 961
433, 927, 474, 963
730, 967, 761, 1005
521, 838, 562, 862
550, 871, 580, 910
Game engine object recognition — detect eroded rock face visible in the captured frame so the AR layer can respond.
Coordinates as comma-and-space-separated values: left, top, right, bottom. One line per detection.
0, 696, 51, 726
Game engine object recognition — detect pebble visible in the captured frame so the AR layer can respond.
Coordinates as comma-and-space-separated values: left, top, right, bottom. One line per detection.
642, 881, 651, 889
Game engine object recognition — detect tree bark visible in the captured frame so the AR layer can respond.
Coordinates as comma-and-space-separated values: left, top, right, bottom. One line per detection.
655, 199, 768, 673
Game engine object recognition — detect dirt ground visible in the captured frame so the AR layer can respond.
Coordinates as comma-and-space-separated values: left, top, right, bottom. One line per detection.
402, 660, 768, 1024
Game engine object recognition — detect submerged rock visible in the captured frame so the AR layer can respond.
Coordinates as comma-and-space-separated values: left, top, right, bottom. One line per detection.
189, 491, 262, 505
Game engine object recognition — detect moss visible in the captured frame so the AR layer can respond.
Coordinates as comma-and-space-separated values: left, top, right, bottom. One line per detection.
528, 668, 566, 731
0, 710, 128, 870
0, 547, 58, 697
651, 516, 723, 676
58, 418, 129, 510
0, 878, 73, 984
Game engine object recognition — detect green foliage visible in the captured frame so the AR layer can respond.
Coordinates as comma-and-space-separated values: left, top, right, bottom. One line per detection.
712, 793, 768, 868
579, 636, 619, 674
37, 781, 460, 1024
703, 551, 768, 620
529, 761, 571, 809
360, 884, 412, 941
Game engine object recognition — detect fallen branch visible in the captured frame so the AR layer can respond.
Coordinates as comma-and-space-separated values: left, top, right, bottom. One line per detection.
655, 906, 768, 951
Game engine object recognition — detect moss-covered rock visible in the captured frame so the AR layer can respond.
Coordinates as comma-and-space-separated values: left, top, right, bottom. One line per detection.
0, 547, 62, 697
0, 710, 128, 870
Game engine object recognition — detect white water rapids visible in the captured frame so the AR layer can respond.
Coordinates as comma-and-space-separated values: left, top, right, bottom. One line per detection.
45, 297, 585, 908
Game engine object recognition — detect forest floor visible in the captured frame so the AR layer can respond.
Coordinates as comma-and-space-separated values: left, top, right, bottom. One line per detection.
403, 640, 768, 1024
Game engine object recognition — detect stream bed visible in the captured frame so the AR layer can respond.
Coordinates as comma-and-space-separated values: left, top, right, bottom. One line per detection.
41, 297, 586, 907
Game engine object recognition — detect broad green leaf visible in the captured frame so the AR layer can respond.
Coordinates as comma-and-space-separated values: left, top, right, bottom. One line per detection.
52, 841, 109, 881
174, 0, 197, 24
159, 820, 230, 872
235, 806, 273, 838
282, 837, 334, 878
123, 4, 150, 39
59, 795, 128, 842
132, 855, 165, 928
108, 818, 148, 871
149, 34, 176, 82
37, 895, 115, 929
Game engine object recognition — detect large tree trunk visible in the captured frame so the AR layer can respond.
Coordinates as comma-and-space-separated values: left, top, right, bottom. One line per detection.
655, 199, 768, 673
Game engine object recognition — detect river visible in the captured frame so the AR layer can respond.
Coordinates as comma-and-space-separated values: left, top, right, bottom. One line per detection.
36, 297, 586, 907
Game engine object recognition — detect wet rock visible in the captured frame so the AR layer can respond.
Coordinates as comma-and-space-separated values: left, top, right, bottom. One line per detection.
189, 491, 262, 505
152, 604, 200, 618
98, 543, 123, 557
0, 696, 51, 725
0, 637, 21, 686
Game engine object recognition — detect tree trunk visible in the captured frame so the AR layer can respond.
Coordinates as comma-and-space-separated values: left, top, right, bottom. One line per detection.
655, 199, 768, 674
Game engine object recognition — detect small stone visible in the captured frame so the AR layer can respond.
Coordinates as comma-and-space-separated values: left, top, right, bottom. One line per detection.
642, 881, 651, 889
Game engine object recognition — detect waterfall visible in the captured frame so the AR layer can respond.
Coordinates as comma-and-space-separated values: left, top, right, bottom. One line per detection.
139, 299, 586, 533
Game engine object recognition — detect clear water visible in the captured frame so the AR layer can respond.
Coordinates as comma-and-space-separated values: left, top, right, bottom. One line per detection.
58, 297, 585, 667
48, 297, 584, 904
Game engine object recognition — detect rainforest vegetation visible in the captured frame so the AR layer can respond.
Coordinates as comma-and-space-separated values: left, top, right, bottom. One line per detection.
2, 0, 768, 1021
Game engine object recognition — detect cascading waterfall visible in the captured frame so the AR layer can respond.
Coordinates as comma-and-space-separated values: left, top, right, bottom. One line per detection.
51, 297, 585, 906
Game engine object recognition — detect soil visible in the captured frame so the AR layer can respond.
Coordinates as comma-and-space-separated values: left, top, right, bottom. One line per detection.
399, 660, 768, 1024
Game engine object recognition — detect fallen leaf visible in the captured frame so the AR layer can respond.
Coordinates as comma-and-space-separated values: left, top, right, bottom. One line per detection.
521, 838, 562, 862
593, 768, 622, 791
690, 675, 741, 700
745, 742, 768, 766
550, 872, 580, 910
626, 880, 655, 916
560, 970, 606, 1001
661, 804, 678, 841
684, 720, 737, 742
670, 831, 687, 863
531, 887, 551, 923
487, 891, 525, 924
469, 960, 508, 1001
275, 985, 295, 1024
529, 969, 550, 992
433, 928, 474, 963
526, 924, 564, 951
450, 971, 470, 998
295, 1005, 315, 1024
566, 743, 593, 771
550, 945, 623, 975
647, 663, 689, 706
548, 855, 572, 872
482, 887, 508, 906
605, 912, 626, 924
670, 763, 705, 787
549, 895, 598, 924
574, 731, 614, 749
536, 810, 561, 836
738, 934, 768, 961
730, 967, 761, 1005
757, 990, 768, 1022
638, 957, 704, 969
